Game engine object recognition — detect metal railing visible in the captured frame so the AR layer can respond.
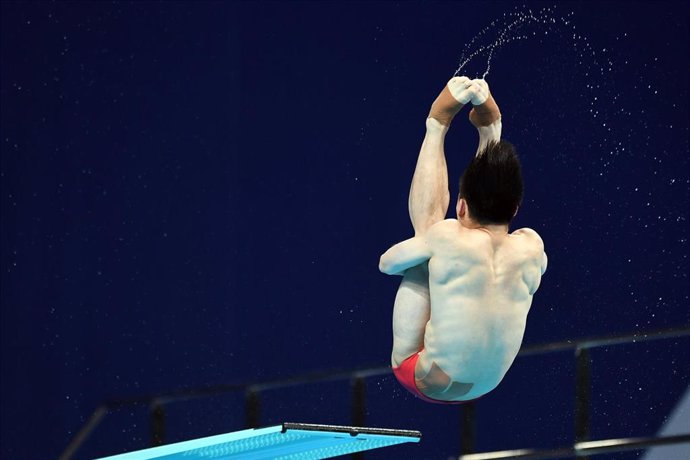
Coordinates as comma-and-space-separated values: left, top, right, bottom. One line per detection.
60, 326, 690, 460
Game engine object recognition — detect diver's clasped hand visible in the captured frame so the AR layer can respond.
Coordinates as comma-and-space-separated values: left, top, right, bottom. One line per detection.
428, 76, 496, 127
447, 77, 490, 106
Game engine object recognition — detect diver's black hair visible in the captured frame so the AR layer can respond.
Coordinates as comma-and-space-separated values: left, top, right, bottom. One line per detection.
459, 140, 523, 225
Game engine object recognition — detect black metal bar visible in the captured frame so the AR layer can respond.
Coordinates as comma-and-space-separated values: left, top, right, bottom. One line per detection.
574, 347, 591, 449
254, 366, 387, 392
150, 402, 166, 446
351, 377, 366, 427
575, 433, 690, 455
106, 381, 249, 409
458, 433, 690, 459
98, 327, 690, 411
351, 377, 367, 460
245, 388, 261, 429
461, 401, 476, 455
518, 326, 690, 357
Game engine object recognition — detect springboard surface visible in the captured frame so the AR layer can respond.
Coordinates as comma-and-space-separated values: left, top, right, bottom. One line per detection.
96, 422, 422, 459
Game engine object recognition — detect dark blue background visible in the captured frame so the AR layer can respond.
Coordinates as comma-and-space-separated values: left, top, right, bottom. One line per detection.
1, 1, 688, 459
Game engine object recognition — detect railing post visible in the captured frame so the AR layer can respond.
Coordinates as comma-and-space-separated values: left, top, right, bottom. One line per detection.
460, 401, 476, 455
150, 401, 166, 446
575, 346, 592, 456
245, 387, 261, 429
351, 377, 366, 460
58, 404, 109, 460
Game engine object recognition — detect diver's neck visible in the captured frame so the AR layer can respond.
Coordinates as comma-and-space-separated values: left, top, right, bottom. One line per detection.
460, 218, 509, 235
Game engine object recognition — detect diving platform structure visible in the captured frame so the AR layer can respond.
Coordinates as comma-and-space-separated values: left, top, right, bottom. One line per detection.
61, 327, 690, 460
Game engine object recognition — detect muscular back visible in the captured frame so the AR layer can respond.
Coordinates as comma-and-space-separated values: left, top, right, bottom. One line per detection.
419, 219, 546, 399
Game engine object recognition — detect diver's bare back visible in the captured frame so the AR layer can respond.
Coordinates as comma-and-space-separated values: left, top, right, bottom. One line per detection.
419, 218, 546, 399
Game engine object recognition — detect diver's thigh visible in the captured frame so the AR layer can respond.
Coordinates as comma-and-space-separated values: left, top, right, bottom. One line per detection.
391, 264, 430, 367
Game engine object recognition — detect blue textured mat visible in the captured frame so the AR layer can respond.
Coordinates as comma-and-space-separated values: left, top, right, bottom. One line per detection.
96, 423, 422, 459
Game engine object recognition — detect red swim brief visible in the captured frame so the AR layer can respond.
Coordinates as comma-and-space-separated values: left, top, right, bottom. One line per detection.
392, 351, 479, 405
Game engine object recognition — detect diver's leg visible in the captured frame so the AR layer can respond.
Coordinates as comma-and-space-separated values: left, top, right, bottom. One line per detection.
407, 118, 451, 235
408, 77, 473, 235
391, 79, 473, 368
391, 263, 431, 367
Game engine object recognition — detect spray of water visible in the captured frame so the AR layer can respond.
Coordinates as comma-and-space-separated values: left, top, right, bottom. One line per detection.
452, 5, 595, 79
452, 5, 647, 186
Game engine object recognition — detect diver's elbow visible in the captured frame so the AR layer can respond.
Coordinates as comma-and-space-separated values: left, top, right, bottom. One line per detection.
379, 256, 391, 275
379, 257, 405, 276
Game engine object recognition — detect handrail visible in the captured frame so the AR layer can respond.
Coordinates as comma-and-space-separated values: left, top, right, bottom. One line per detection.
459, 434, 690, 459
518, 326, 690, 356
87, 326, 690, 407
60, 325, 690, 459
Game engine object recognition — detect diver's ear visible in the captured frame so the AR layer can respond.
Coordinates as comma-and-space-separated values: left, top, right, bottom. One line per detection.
457, 198, 467, 218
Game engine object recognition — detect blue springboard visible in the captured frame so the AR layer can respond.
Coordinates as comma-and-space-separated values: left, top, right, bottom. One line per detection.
95, 422, 422, 459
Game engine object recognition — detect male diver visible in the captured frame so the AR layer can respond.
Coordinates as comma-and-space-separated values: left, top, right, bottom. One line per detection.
379, 77, 547, 403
